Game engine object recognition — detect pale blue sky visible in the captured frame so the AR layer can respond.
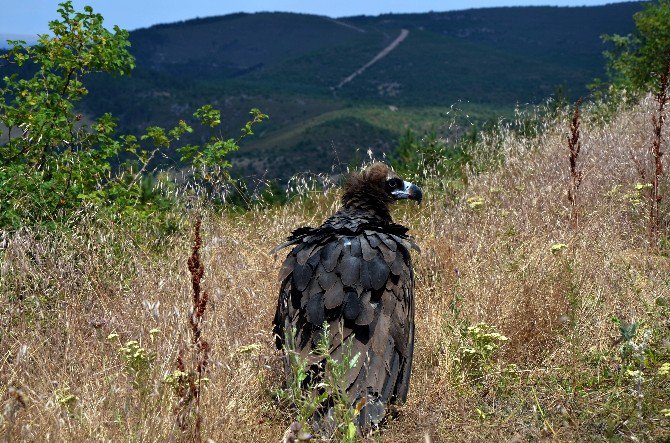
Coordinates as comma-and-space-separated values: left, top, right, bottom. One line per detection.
1, 0, 639, 35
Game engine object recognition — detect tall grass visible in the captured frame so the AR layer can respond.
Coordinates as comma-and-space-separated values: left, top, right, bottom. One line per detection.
1, 96, 669, 441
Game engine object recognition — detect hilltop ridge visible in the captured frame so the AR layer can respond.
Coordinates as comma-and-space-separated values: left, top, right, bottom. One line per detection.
79, 2, 643, 179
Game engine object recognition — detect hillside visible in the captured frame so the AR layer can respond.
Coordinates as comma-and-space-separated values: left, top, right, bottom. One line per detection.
78, 3, 643, 180
4, 2, 670, 441
3, 95, 670, 441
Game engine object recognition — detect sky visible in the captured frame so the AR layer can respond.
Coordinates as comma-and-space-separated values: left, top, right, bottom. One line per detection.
1, 0, 639, 35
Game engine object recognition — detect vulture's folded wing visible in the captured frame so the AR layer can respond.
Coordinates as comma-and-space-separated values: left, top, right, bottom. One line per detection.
273, 229, 415, 414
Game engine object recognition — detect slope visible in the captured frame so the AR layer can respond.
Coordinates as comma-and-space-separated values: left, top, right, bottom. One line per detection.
78, 3, 643, 180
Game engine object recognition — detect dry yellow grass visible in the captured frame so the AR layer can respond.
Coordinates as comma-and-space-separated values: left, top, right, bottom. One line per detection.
1, 97, 670, 442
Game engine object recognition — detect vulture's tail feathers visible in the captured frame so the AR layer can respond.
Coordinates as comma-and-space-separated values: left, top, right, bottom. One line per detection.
309, 392, 386, 438
355, 393, 386, 430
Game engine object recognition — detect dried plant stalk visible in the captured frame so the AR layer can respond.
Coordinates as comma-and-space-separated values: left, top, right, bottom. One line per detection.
648, 49, 670, 247
567, 98, 583, 226
174, 217, 211, 442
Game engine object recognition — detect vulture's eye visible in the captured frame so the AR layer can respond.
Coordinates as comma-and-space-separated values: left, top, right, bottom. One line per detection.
386, 177, 403, 190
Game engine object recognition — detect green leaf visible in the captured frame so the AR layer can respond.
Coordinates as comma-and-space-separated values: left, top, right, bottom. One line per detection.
346, 422, 357, 440
194, 105, 221, 127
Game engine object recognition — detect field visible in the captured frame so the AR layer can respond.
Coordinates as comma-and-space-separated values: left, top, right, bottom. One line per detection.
2, 95, 670, 442
234, 103, 506, 181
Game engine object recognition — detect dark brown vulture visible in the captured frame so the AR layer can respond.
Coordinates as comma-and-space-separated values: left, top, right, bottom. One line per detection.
273, 162, 422, 431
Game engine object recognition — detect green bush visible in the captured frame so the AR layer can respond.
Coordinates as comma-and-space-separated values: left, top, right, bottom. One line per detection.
602, 0, 670, 93
0, 1, 266, 230
392, 129, 471, 183
277, 323, 361, 442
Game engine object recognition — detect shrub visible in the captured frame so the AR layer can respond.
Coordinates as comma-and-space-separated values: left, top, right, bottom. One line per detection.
0, 1, 266, 230
450, 322, 509, 383
602, 0, 670, 93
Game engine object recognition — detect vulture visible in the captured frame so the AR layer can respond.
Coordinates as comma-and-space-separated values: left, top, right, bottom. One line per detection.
273, 162, 422, 431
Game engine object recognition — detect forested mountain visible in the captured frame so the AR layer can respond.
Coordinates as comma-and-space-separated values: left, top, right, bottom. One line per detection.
78, 2, 642, 179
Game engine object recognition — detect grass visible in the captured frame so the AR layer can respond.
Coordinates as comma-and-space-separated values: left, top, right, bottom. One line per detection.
1, 96, 670, 441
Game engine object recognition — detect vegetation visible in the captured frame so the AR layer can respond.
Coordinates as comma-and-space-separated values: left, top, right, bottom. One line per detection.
0, 2, 135, 228
603, 0, 670, 92
3, 93, 670, 440
567, 99, 583, 226
0, 2, 266, 230
72, 2, 641, 180
277, 323, 361, 442
2, 1, 670, 442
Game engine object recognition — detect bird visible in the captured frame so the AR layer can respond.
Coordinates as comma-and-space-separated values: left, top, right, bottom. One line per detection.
273, 162, 422, 432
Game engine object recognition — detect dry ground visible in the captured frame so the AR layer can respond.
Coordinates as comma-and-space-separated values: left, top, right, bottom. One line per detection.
1, 97, 670, 442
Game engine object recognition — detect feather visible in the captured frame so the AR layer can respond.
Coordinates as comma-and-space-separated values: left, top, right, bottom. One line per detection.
371, 314, 390, 354
339, 255, 361, 288
305, 278, 322, 307
381, 288, 397, 316
292, 262, 313, 292
360, 235, 376, 261
355, 291, 375, 326
306, 250, 322, 269
378, 233, 398, 252
317, 265, 338, 292
365, 231, 381, 248
359, 258, 373, 289
381, 351, 400, 402
390, 251, 405, 276
324, 279, 344, 309
392, 281, 404, 301
346, 338, 369, 387
278, 253, 296, 282
359, 396, 386, 429
377, 242, 396, 264
343, 290, 362, 321
305, 292, 324, 326
271, 238, 302, 255
321, 242, 342, 272
296, 243, 318, 265
369, 255, 390, 291
382, 335, 396, 374
349, 237, 362, 257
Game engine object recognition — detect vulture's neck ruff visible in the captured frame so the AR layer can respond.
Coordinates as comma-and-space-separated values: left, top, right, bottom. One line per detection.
341, 180, 394, 222
272, 163, 422, 254
341, 163, 421, 223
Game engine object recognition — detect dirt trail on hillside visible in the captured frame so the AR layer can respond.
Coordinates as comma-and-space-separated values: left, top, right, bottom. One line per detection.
334, 29, 409, 89
328, 18, 366, 33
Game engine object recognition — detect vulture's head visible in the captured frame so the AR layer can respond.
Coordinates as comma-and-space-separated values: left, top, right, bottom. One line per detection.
341, 162, 422, 217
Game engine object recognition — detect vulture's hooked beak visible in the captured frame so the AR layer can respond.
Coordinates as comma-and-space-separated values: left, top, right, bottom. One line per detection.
392, 181, 423, 204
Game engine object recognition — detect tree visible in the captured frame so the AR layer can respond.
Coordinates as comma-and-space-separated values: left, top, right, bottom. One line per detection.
0, 2, 266, 229
603, 0, 670, 92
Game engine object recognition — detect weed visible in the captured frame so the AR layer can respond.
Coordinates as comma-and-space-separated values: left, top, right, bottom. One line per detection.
278, 323, 361, 442
167, 217, 211, 443
648, 49, 670, 248
117, 339, 156, 394
53, 387, 78, 416
567, 98, 583, 226
450, 322, 509, 383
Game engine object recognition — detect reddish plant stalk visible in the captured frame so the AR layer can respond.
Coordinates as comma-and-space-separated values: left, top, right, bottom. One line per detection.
567, 98, 583, 226
649, 50, 670, 248
176, 217, 210, 442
